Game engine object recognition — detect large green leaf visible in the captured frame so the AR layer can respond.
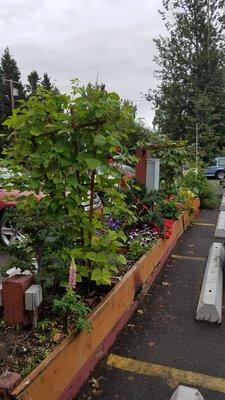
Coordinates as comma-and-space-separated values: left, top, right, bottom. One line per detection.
94, 135, 107, 146
85, 158, 101, 170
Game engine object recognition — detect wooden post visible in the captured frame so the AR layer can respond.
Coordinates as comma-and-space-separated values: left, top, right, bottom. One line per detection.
135, 149, 150, 186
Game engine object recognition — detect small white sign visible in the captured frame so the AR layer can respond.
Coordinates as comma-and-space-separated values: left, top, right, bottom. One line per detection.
13, 87, 19, 97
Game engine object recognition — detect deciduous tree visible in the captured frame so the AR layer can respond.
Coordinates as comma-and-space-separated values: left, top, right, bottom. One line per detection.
147, 0, 225, 159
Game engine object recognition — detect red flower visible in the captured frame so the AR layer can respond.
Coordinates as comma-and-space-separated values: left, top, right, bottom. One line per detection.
164, 219, 174, 229
164, 231, 172, 239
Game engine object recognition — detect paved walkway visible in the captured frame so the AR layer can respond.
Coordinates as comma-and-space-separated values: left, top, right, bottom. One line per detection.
78, 205, 225, 400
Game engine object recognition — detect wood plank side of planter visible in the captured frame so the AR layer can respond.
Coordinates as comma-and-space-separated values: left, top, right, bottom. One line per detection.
182, 197, 201, 230
193, 197, 201, 216
182, 211, 190, 230
12, 212, 193, 400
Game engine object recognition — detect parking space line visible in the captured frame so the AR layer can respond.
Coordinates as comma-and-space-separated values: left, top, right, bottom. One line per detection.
196, 223, 215, 227
171, 254, 206, 261
107, 354, 225, 394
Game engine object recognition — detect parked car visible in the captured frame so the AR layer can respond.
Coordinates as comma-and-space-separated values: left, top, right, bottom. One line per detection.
111, 155, 135, 179
0, 189, 21, 246
205, 157, 225, 179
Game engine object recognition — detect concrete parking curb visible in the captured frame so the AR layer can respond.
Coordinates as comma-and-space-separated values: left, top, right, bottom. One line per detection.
219, 194, 225, 211
171, 385, 204, 399
214, 211, 225, 238
196, 242, 224, 323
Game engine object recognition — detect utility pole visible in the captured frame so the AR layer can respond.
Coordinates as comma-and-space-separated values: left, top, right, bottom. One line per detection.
2, 76, 19, 112
195, 122, 199, 174
9, 79, 15, 110
206, 0, 210, 77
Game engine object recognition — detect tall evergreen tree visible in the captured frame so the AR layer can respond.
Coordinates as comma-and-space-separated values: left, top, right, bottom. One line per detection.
147, 0, 225, 159
26, 70, 40, 96
42, 72, 52, 90
0, 48, 24, 152
42, 72, 59, 93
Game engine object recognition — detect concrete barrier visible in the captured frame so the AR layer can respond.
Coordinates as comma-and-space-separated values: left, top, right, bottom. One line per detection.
214, 211, 225, 238
171, 386, 204, 399
196, 242, 224, 323
219, 194, 225, 211
25, 285, 42, 311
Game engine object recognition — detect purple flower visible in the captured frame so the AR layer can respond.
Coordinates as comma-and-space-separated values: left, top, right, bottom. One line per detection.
69, 258, 77, 289
107, 217, 122, 230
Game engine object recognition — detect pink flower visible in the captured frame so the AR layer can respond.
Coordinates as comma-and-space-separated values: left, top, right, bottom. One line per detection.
69, 258, 77, 289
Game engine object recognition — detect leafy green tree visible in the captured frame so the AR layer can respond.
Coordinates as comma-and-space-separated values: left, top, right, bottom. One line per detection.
3, 81, 135, 286
126, 119, 154, 153
26, 70, 40, 96
120, 100, 153, 153
0, 48, 24, 152
147, 0, 225, 160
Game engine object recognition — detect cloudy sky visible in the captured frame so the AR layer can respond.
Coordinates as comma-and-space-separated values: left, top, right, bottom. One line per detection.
0, 0, 166, 126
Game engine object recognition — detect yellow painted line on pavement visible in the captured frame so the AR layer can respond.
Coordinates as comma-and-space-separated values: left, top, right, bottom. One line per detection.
196, 223, 215, 227
107, 354, 225, 394
171, 254, 206, 261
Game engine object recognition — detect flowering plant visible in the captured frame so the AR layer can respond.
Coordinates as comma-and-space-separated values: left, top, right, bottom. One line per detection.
177, 187, 196, 214
68, 258, 77, 289
127, 236, 155, 261
178, 187, 195, 200
106, 216, 122, 230
52, 258, 90, 333
127, 224, 156, 246
163, 219, 175, 239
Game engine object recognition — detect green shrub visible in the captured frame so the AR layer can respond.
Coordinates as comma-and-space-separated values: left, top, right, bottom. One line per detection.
157, 198, 180, 220
180, 171, 218, 209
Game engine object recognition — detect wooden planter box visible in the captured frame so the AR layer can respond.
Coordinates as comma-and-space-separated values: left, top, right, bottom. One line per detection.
12, 204, 199, 400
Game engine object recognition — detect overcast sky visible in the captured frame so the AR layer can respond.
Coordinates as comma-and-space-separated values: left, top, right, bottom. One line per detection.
0, 0, 166, 126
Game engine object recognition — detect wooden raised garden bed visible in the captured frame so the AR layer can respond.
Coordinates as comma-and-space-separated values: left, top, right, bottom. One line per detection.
12, 203, 199, 400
